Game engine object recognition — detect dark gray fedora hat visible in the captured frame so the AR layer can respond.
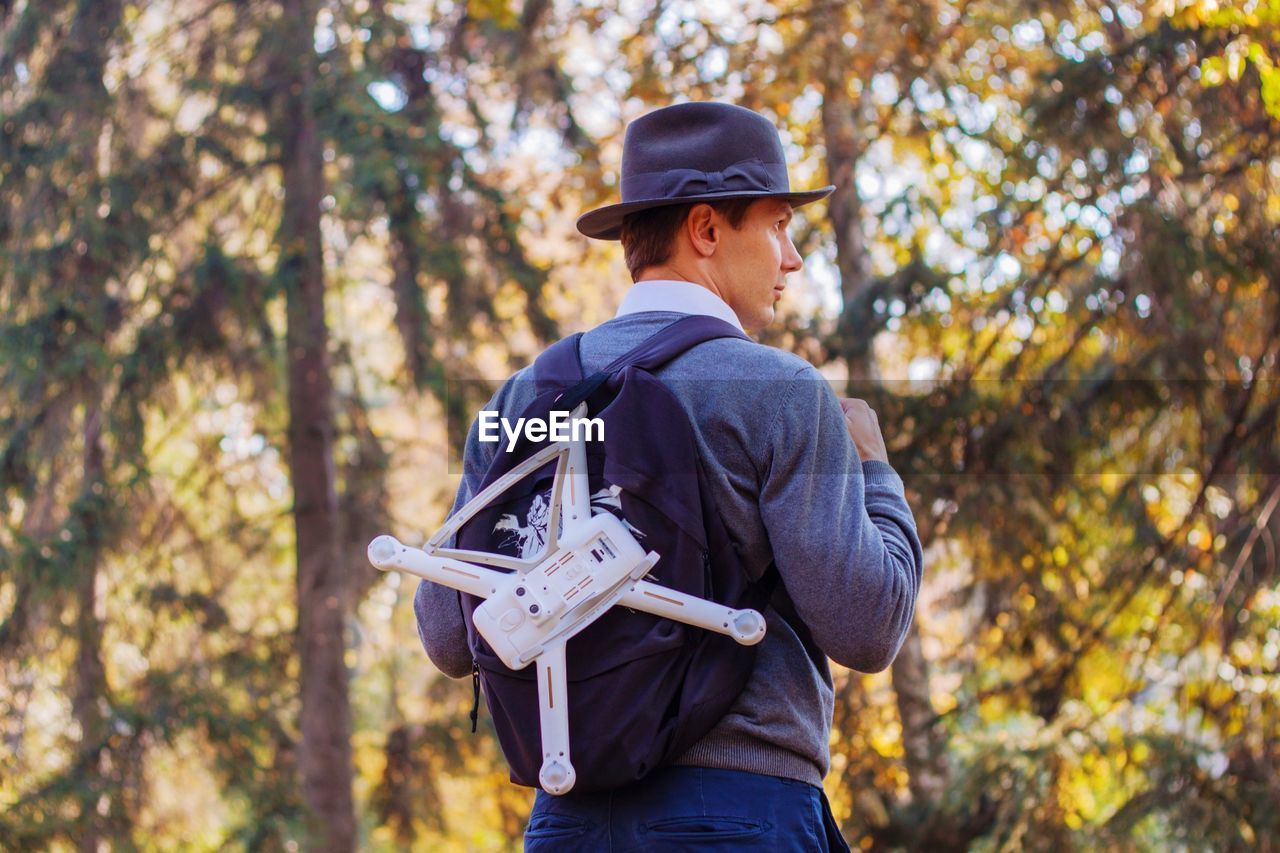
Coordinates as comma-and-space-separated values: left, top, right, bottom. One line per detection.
577, 101, 835, 241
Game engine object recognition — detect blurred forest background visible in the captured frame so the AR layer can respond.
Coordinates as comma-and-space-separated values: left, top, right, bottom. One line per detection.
2, 0, 1278, 849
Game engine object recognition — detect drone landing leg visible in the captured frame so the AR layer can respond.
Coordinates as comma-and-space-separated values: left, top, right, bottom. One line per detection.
535, 642, 576, 795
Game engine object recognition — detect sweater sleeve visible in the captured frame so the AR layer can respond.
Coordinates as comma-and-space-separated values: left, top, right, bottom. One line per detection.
412, 386, 504, 679
758, 365, 924, 672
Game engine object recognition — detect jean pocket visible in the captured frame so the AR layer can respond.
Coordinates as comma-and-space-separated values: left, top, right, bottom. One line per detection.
642, 815, 771, 841
524, 812, 588, 842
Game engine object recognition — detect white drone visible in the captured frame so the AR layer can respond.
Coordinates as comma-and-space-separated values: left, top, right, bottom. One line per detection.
367, 402, 766, 795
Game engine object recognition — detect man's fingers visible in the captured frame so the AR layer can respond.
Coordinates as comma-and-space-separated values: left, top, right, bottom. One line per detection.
839, 397, 874, 416
838, 397, 889, 463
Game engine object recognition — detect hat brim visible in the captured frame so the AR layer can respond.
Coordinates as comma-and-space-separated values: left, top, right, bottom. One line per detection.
576, 186, 836, 241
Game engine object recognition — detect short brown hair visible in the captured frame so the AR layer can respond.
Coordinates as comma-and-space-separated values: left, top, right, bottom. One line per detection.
619, 198, 757, 281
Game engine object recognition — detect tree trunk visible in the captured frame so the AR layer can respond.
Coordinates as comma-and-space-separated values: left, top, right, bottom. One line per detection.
60, 2, 123, 844
821, 63, 871, 317
890, 619, 948, 807
819, 28, 878, 384
816, 14, 951, 831
73, 407, 110, 852
274, 0, 355, 847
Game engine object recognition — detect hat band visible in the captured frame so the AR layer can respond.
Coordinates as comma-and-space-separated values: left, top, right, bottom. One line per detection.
621, 159, 787, 202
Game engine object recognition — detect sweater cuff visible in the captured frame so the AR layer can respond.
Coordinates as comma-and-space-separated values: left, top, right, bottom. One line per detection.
862, 459, 905, 492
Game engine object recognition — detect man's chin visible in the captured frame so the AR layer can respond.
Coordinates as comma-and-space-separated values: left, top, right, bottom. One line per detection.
743, 308, 774, 333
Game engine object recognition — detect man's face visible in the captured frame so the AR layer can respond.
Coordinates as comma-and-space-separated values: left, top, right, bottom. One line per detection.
711, 199, 804, 332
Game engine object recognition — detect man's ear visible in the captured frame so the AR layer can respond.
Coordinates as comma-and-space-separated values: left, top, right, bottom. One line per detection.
686, 203, 718, 258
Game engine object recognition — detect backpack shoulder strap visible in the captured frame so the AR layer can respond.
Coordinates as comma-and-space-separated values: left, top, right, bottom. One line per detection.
535, 314, 749, 411
533, 333, 586, 395
601, 314, 749, 375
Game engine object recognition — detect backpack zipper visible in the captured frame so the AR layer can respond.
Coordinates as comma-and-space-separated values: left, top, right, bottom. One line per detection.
470, 659, 481, 733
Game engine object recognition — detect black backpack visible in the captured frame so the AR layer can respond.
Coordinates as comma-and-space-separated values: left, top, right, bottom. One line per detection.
453, 315, 778, 792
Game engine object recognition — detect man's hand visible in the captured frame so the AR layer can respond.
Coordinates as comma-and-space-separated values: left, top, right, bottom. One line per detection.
839, 398, 889, 463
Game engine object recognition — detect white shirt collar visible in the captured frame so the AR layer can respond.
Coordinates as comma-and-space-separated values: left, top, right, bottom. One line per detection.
614, 279, 745, 332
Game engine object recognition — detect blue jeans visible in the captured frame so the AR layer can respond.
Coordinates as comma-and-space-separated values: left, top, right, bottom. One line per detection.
522, 766, 851, 852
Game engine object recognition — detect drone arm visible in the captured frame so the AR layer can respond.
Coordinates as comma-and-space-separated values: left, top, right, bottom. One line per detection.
535, 642, 576, 794
368, 535, 504, 599
619, 581, 766, 646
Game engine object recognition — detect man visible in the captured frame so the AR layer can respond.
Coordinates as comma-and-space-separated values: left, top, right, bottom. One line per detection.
415, 101, 924, 851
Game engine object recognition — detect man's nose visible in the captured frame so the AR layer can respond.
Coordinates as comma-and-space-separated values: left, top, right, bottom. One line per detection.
782, 235, 803, 273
